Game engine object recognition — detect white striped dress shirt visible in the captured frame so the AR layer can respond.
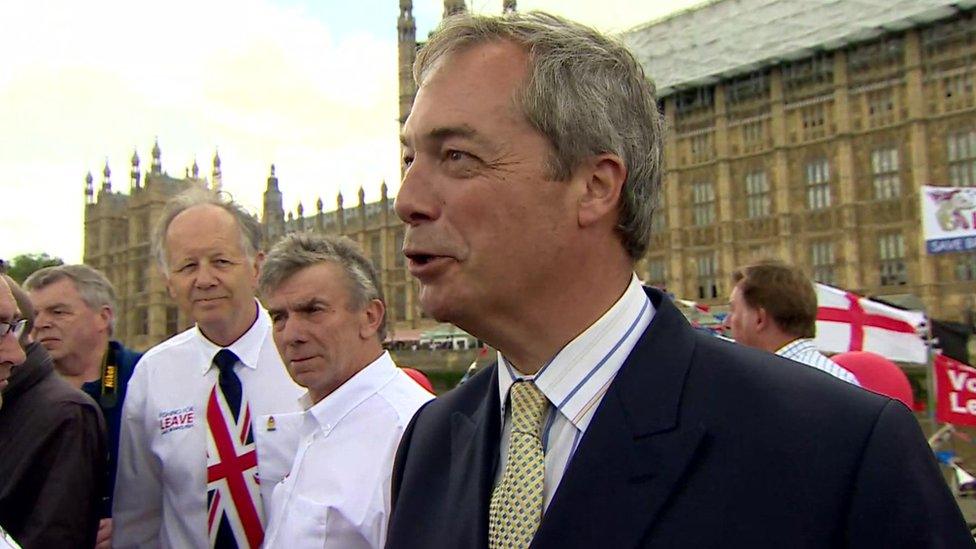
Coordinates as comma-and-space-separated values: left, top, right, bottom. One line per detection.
776, 338, 860, 386
496, 274, 654, 510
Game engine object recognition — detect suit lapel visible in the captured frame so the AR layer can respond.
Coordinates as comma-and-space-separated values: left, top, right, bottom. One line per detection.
446, 365, 500, 549
532, 290, 706, 548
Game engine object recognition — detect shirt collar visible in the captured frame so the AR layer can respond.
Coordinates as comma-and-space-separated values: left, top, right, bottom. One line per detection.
497, 273, 654, 429
775, 338, 814, 356
196, 300, 270, 374
301, 351, 399, 433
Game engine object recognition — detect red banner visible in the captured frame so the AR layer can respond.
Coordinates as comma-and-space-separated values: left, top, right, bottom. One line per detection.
935, 354, 976, 427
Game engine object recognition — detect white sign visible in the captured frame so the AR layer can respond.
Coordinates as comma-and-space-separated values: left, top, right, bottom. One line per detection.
920, 185, 976, 254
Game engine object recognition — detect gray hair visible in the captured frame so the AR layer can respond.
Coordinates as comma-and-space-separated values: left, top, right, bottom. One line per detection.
23, 264, 117, 335
151, 187, 263, 271
415, 11, 665, 260
259, 232, 387, 341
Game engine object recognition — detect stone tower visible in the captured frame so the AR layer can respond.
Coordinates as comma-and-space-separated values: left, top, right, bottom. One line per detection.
443, 0, 466, 18
261, 164, 285, 246
397, 0, 417, 130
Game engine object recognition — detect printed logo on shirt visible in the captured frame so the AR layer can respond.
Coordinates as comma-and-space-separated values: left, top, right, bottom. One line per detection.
159, 405, 195, 434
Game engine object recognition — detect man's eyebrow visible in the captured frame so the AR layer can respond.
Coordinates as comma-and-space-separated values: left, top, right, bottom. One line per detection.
401, 124, 481, 147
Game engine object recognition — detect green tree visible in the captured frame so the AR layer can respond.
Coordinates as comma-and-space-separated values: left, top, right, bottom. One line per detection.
3, 253, 64, 284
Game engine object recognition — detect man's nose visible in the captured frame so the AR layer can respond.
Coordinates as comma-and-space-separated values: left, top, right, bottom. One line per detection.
194, 263, 219, 288
395, 158, 440, 225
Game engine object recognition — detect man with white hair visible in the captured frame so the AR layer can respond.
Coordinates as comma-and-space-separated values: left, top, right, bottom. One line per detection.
114, 189, 303, 548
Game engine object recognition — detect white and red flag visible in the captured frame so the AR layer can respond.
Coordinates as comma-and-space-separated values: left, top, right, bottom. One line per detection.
814, 283, 927, 364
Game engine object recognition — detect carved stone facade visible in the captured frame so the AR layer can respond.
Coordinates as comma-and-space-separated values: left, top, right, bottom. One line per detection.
83, 145, 429, 351
633, 9, 976, 325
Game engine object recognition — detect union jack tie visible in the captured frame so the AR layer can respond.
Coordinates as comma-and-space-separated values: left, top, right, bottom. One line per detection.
206, 349, 264, 548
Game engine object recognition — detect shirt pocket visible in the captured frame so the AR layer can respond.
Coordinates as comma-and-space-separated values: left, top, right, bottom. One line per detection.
266, 493, 328, 548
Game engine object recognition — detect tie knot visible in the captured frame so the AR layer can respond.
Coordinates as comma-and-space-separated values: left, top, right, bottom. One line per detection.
214, 349, 239, 374
509, 380, 549, 434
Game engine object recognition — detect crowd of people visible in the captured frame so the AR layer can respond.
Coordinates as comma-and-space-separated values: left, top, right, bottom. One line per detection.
0, 10, 973, 549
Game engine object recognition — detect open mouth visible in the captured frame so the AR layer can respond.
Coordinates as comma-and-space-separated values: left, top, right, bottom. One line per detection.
406, 253, 436, 265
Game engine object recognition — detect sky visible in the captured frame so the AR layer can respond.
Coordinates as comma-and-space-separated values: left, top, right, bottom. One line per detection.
0, 0, 704, 263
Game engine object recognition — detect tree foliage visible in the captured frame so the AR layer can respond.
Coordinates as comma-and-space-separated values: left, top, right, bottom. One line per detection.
3, 253, 64, 284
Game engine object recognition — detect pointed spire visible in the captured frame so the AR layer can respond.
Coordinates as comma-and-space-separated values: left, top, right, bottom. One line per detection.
358, 186, 366, 205
443, 0, 465, 18
297, 201, 304, 217
151, 137, 162, 175
102, 160, 112, 193
380, 180, 389, 200
85, 171, 94, 203
266, 164, 279, 191
130, 149, 141, 190
316, 197, 323, 212
337, 191, 344, 209
212, 149, 222, 191
191, 158, 199, 178
503, 0, 516, 13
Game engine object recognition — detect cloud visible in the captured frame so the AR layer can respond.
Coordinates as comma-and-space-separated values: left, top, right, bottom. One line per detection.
0, 0, 701, 263
0, 0, 401, 262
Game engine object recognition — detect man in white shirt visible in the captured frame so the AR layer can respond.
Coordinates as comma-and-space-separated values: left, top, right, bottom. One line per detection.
724, 259, 860, 385
258, 232, 432, 548
113, 189, 303, 548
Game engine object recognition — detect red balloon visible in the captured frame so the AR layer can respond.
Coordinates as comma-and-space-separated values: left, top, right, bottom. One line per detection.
402, 367, 436, 395
831, 351, 914, 409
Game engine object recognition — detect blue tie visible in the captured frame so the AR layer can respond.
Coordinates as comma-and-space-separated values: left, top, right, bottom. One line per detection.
214, 349, 242, 421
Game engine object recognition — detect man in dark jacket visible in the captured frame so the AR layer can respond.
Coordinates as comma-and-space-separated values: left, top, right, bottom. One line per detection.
0, 275, 106, 548
24, 264, 141, 546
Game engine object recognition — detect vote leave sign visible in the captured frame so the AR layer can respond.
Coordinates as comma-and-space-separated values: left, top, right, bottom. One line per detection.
935, 354, 976, 427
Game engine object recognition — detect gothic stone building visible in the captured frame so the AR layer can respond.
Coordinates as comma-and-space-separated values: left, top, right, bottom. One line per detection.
83, 142, 427, 351
622, 0, 976, 325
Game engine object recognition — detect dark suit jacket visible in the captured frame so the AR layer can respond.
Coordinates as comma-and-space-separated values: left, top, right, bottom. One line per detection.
387, 288, 973, 548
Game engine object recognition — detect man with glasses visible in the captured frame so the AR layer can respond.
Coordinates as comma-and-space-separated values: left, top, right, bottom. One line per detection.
0, 274, 106, 548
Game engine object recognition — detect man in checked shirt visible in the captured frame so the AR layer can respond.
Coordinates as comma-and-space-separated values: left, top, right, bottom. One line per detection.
725, 259, 860, 385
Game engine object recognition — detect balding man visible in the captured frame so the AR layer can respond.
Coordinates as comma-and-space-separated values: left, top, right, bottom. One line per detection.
113, 189, 303, 548
0, 275, 106, 547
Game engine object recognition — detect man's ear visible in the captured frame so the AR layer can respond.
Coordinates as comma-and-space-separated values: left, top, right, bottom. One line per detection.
578, 153, 627, 228
164, 274, 177, 300
755, 307, 770, 333
360, 299, 386, 340
252, 251, 266, 275
99, 306, 114, 334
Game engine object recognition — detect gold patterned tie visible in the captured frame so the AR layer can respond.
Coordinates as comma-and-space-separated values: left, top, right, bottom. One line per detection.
489, 380, 550, 549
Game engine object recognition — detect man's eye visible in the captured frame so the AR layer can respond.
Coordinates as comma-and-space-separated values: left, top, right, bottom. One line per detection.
178, 263, 196, 272
402, 154, 414, 167
446, 150, 467, 162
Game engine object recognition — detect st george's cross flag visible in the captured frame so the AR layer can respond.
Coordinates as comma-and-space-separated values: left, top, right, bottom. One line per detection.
814, 283, 927, 364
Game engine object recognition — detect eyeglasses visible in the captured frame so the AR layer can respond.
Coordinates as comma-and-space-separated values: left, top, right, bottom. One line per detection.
0, 319, 27, 339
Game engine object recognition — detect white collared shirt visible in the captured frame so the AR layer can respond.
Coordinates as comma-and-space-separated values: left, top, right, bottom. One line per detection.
776, 338, 861, 386
113, 302, 305, 549
262, 352, 434, 549
496, 274, 654, 509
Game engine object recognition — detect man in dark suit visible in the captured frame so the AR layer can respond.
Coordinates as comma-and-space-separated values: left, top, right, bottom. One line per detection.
389, 11, 972, 548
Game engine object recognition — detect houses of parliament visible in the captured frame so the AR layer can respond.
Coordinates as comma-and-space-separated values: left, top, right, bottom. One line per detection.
84, 0, 976, 350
